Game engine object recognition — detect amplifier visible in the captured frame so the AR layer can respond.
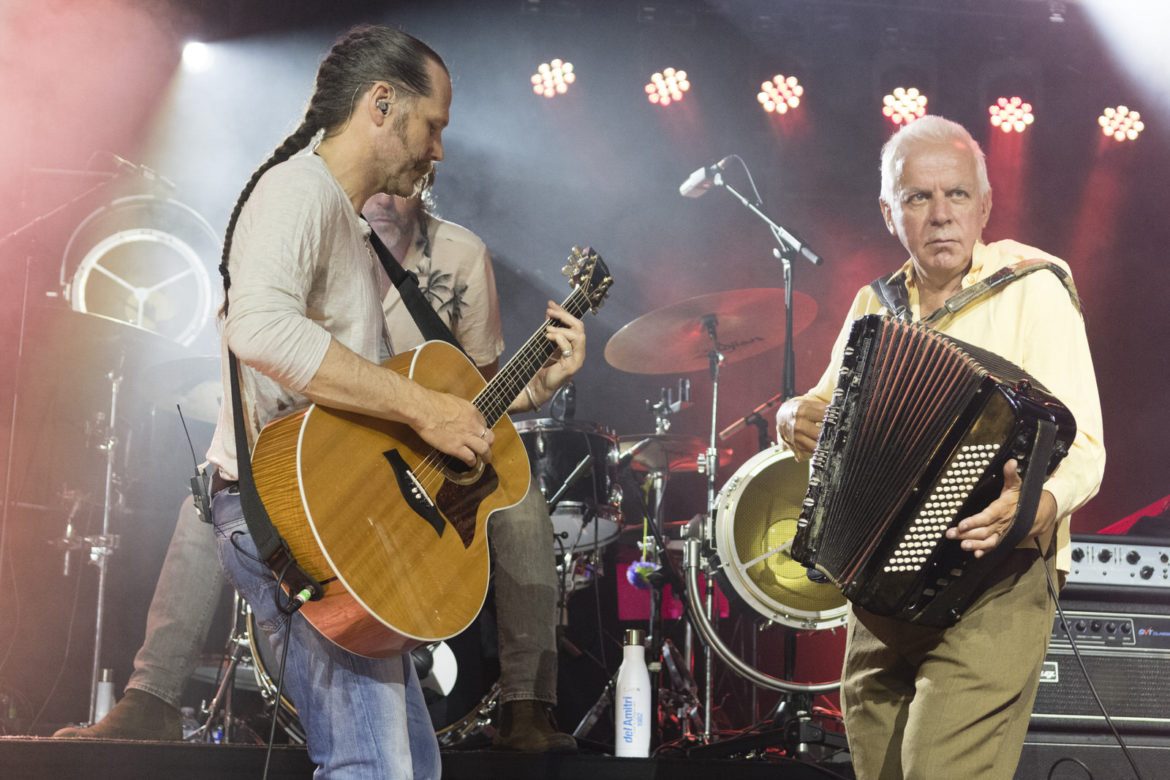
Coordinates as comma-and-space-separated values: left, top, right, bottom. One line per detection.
1031, 599, 1170, 734
1065, 533, 1170, 592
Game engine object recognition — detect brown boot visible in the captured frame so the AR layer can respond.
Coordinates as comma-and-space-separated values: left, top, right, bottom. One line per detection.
52, 689, 182, 741
491, 699, 577, 753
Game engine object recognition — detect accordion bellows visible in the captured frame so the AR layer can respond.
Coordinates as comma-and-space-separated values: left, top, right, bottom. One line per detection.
792, 315, 1076, 627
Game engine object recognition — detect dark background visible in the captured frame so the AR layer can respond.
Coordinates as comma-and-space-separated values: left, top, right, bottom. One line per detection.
0, 0, 1166, 735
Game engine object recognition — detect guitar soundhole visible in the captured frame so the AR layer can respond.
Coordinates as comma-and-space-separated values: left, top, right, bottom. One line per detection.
443, 454, 472, 475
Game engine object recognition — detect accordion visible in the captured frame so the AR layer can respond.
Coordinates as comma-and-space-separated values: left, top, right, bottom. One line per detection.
792, 314, 1076, 627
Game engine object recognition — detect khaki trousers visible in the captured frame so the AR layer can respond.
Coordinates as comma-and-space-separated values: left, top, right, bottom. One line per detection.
841, 544, 1057, 780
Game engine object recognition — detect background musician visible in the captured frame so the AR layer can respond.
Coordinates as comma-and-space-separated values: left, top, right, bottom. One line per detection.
776, 115, 1105, 779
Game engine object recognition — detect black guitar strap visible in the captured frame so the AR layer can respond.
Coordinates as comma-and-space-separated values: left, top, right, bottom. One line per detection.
227, 350, 324, 610
364, 217, 467, 356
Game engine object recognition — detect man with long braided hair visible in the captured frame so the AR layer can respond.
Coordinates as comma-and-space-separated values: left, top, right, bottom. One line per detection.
201, 25, 583, 776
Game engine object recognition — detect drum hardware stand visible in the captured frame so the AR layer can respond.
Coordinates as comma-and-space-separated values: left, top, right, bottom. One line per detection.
436, 683, 501, 748
545, 453, 593, 515
695, 312, 727, 741
645, 379, 691, 434
80, 367, 124, 726
193, 592, 256, 743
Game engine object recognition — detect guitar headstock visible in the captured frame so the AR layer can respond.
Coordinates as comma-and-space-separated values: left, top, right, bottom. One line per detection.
561, 246, 613, 314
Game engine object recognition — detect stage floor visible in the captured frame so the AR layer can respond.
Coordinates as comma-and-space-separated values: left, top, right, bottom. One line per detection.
0, 737, 855, 780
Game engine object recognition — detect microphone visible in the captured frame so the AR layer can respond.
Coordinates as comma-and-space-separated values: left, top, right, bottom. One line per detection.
678, 156, 731, 198
102, 151, 176, 189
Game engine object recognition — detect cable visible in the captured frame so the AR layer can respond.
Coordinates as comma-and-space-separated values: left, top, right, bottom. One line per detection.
1038, 539, 1145, 780
1046, 756, 1093, 779
262, 616, 295, 780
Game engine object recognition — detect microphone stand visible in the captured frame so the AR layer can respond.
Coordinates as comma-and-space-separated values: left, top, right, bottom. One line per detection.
702, 174, 836, 756
711, 178, 821, 402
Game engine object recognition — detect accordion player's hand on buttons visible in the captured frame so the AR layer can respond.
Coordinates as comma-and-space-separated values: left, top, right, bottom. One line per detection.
946, 459, 1057, 558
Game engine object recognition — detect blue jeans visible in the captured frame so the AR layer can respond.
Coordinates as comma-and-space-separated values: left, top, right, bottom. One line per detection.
211, 488, 440, 779
127, 479, 560, 711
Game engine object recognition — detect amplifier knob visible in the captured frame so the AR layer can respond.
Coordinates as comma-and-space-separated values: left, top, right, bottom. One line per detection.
1105, 622, 1117, 633
1098, 549, 1112, 563
1121, 623, 1133, 635
1074, 619, 1087, 632
1090, 620, 1101, 632
1071, 548, 1085, 563
1141, 566, 1155, 580
1161, 553, 1169, 564
1126, 550, 1141, 565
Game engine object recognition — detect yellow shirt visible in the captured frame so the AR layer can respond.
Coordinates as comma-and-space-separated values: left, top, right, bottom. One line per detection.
800, 239, 1105, 572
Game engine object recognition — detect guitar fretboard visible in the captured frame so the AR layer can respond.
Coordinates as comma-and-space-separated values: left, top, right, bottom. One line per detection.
474, 284, 594, 425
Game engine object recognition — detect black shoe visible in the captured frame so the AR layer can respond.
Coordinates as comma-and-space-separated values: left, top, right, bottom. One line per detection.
491, 699, 577, 753
52, 689, 182, 741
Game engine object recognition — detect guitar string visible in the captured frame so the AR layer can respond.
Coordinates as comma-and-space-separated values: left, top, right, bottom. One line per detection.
409, 284, 590, 489
406, 280, 596, 494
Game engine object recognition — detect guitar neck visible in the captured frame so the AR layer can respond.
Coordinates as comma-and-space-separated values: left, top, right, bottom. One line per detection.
474, 286, 593, 425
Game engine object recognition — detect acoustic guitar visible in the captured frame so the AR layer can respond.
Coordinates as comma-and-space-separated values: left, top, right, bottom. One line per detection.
250, 247, 612, 657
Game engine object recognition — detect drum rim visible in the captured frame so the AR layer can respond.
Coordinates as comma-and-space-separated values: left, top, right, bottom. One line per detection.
549, 500, 622, 551
513, 416, 615, 438
714, 445, 848, 630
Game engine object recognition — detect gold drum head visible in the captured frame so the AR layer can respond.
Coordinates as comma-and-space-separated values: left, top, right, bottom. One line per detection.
714, 446, 847, 630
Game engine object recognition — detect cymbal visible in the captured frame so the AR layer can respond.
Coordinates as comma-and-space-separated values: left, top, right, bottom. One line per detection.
37, 307, 190, 365
618, 433, 732, 473
604, 288, 816, 374
127, 356, 222, 424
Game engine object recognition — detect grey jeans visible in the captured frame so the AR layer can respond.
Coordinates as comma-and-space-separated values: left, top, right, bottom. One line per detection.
126, 480, 559, 708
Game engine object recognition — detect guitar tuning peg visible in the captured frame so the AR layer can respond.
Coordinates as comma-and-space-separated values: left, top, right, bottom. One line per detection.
561, 263, 575, 277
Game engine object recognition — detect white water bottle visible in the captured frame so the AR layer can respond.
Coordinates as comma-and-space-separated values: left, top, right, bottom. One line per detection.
614, 628, 651, 757
94, 668, 115, 723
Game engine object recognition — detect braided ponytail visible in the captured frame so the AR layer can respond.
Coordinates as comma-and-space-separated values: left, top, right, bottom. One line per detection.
219, 118, 318, 314
219, 24, 447, 315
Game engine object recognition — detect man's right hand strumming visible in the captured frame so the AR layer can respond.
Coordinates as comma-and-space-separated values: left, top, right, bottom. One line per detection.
413, 390, 494, 468
775, 396, 827, 460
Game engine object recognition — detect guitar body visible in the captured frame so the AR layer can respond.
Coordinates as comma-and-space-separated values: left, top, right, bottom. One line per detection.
251, 340, 531, 658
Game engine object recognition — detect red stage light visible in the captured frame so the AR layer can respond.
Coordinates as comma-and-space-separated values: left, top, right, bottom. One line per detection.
881, 87, 928, 125
646, 67, 689, 106
989, 96, 1035, 133
758, 74, 803, 115
530, 59, 575, 99
1098, 105, 1145, 142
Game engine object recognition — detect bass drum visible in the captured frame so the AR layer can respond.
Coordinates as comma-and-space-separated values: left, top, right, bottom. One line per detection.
246, 610, 457, 741
713, 446, 847, 631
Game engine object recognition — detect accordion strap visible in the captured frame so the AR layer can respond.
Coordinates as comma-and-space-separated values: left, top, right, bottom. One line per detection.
870, 259, 1082, 326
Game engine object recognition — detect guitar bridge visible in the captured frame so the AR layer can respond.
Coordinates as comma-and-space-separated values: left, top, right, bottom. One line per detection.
383, 449, 445, 538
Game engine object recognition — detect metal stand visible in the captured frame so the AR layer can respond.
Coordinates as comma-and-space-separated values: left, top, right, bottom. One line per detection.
195, 592, 254, 743
698, 315, 724, 741
85, 369, 123, 725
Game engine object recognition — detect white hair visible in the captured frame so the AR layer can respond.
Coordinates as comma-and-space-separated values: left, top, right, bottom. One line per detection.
879, 115, 990, 204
